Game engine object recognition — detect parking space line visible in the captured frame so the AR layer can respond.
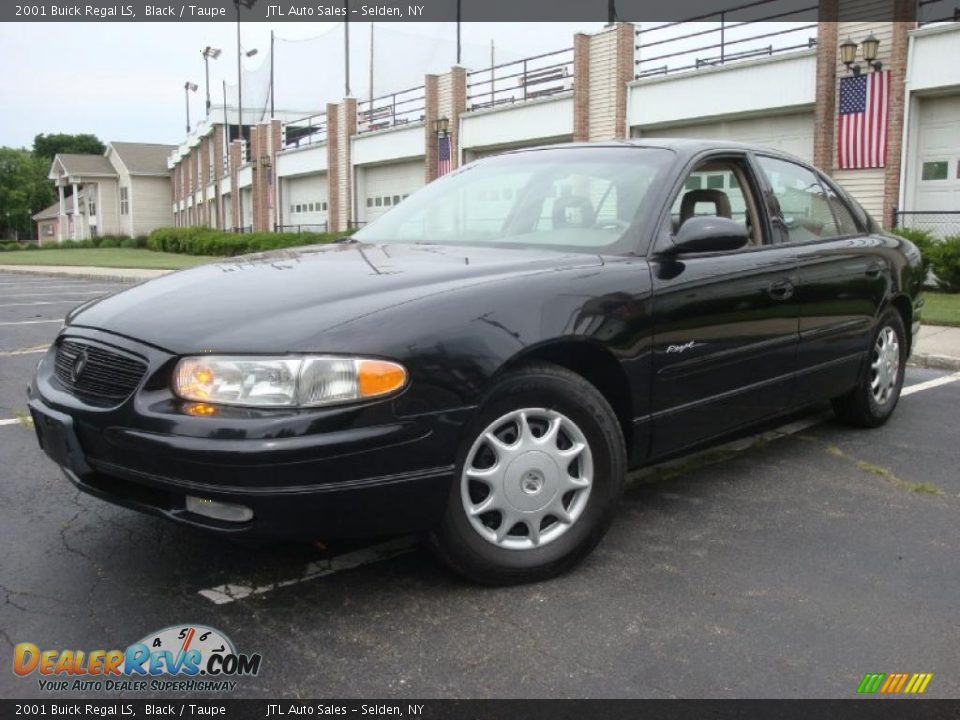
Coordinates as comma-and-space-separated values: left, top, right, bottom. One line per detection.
0, 345, 47, 356
0, 319, 61, 326
0, 300, 87, 308
198, 537, 418, 605
0, 291, 105, 299
0, 418, 26, 427
902, 371, 960, 396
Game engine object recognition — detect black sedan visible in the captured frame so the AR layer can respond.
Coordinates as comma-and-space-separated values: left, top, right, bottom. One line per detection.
29, 140, 924, 584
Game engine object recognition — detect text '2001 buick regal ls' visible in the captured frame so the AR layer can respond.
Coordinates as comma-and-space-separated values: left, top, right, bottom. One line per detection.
29, 140, 923, 584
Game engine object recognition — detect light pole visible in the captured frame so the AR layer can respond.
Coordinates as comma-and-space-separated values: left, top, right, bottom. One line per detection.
184, 81, 198, 133
201, 46, 222, 115
233, 0, 258, 142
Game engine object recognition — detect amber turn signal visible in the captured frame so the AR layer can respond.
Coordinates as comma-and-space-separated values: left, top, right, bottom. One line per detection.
357, 360, 408, 398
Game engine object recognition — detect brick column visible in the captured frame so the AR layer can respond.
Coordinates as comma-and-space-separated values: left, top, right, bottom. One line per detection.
270, 119, 282, 230
326, 98, 357, 233
573, 33, 590, 142
882, 16, 914, 227
813, 6, 839, 174
250, 126, 265, 232
448, 66, 467, 171
424, 75, 439, 183
325, 102, 341, 232
575, 23, 635, 141
200, 136, 210, 226
229, 140, 242, 231
212, 125, 224, 230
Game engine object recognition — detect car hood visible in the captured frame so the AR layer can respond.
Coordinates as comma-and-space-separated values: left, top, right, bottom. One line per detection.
70, 241, 603, 354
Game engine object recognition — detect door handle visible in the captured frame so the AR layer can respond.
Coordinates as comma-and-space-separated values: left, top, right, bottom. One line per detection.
767, 278, 794, 301
865, 262, 882, 278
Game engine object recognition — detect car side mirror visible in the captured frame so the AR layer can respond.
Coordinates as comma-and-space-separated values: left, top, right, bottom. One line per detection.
670, 216, 750, 254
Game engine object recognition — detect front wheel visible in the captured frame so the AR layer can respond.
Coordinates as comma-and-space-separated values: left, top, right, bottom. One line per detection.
832, 309, 907, 428
428, 363, 626, 585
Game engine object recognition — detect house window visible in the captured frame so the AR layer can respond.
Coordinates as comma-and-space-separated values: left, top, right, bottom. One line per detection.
87, 200, 97, 217
321, 202, 328, 211
375, 197, 382, 207
922, 161, 948, 181
366, 198, 373, 207
120, 187, 129, 215
393, 195, 400, 205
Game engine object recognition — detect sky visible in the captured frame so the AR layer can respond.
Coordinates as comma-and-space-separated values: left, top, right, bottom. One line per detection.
0, 21, 601, 150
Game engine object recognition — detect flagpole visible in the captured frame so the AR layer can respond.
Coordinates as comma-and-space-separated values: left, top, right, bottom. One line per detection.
344, 0, 351, 96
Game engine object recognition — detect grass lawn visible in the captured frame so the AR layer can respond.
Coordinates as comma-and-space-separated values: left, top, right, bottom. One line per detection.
0, 248, 216, 270
923, 292, 960, 328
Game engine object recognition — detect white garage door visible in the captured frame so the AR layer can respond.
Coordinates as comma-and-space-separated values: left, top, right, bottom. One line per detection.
360, 161, 425, 223
284, 174, 328, 231
913, 95, 960, 218
637, 112, 815, 162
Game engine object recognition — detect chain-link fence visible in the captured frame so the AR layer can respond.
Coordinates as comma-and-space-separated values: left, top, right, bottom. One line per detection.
893, 211, 960, 238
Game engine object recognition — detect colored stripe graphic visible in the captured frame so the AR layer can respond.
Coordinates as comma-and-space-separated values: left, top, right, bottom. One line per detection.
858, 672, 933, 694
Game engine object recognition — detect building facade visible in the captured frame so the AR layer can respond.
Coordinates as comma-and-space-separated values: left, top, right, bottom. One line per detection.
38, 142, 175, 241
168, 12, 960, 237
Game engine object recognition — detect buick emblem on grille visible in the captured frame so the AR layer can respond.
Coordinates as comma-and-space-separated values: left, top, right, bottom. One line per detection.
70, 348, 89, 383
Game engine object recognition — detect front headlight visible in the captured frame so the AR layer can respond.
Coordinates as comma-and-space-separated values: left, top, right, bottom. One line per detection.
173, 356, 407, 408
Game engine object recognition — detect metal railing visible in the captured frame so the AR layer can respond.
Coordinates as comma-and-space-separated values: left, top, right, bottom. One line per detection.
467, 47, 574, 112
918, 0, 960, 23
357, 85, 426, 133
283, 112, 328, 148
231, 225, 254, 234
893, 210, 960, 238
275, 223, 329, 234
635, 0, 818, 79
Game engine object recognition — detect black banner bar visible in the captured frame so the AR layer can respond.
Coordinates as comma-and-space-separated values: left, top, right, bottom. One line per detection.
1, 0, 931, 23
4, 700, 960, 720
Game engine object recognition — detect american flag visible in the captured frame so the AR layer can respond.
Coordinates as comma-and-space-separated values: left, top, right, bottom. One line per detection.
838, 70, 890, 170
437, 134, 452, 177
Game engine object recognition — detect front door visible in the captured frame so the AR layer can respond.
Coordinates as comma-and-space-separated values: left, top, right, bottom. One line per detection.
648, 153, 799, 458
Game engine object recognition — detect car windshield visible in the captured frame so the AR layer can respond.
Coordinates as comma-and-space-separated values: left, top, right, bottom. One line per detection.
352, 147, 673, 255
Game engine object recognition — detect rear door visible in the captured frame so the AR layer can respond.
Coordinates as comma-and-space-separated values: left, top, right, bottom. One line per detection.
648, 152, 800, 458
753, 155, 888, 401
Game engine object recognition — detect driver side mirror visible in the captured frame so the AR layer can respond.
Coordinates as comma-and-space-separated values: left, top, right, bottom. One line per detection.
670, 216, 750, 254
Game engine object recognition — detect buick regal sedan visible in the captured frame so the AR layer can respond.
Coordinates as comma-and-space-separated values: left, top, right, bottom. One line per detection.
29, 140, 923, 584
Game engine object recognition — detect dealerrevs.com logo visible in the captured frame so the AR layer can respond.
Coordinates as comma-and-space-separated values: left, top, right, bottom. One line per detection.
13, 625, 262, 693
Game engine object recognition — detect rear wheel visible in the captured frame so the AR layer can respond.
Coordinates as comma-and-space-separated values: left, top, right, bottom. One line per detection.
832, 309, 907, 428
429, 363, 626, 585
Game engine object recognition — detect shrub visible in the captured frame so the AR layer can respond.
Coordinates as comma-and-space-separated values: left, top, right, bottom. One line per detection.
891, 226, 938, 279
146, 227, 340, 257
120, 237, 142, 248
98, 237, 121, 248
931, 236, 960, 293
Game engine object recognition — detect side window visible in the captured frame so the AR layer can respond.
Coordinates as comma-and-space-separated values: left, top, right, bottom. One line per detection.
756, 156, 839, 243
818, 177, 861, 236
671, 158, 761, 245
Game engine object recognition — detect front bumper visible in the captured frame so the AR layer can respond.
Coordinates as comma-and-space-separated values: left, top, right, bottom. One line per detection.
29, 328, 470, 539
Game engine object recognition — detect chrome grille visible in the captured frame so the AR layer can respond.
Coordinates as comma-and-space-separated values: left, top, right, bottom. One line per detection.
54, 339, 147, 406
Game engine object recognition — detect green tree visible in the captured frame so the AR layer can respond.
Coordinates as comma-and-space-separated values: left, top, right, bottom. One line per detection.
0, 147, 55, 240
32, 133, 105, 161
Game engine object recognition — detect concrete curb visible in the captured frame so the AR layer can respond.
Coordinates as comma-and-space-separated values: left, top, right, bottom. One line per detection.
908, 353, 960, 372
0, 266, 171, 284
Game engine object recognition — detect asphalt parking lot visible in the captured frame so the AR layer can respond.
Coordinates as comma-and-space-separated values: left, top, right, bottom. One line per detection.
1, 269, 958, 699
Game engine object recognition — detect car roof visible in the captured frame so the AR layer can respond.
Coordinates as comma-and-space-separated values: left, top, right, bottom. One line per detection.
499, 138, 811, 167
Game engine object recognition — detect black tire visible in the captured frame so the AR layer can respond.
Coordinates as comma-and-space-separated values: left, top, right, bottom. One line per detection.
428, 363, 626, 585
832, 309, 907, 428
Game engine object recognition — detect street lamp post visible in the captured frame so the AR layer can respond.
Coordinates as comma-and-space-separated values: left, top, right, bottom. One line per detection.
184, 82, 199, 133
202, 46, 222, 115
